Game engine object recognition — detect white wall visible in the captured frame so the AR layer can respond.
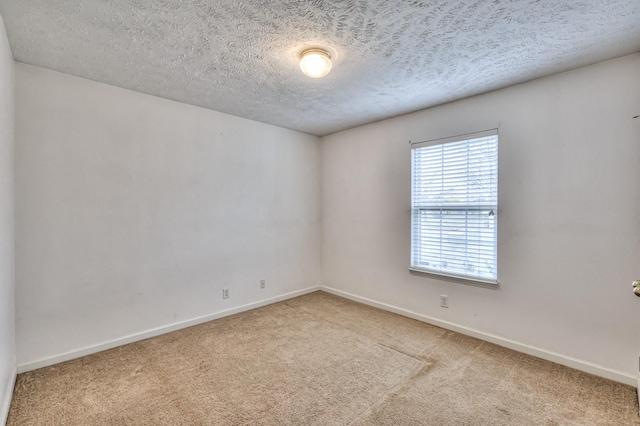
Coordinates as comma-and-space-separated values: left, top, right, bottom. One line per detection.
322, 53, 640, 382
15, 63, 321, 367
0, 12, 15, 425
10, 48, 640, 388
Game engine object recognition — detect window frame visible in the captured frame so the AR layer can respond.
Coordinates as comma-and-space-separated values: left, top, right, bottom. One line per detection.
409, 129, 499, 286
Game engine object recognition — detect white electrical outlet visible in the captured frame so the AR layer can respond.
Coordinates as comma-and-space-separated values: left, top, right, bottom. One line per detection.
440, 295, 449, 308
260, 280, 266, 289
222, 288, 229, 299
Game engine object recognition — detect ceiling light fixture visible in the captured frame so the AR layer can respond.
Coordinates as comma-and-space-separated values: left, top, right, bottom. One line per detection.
299, 48, 332, 78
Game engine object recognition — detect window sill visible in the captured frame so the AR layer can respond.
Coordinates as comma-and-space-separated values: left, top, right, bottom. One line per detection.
408, 267, 499, 288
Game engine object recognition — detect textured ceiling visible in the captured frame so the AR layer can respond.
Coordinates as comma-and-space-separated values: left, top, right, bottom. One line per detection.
0, 1, 639, 136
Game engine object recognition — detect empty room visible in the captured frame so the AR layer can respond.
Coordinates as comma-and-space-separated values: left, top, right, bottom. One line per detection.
0, 1, 639, 425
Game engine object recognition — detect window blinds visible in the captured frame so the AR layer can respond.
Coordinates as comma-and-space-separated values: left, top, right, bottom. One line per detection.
411, 130, 498, 283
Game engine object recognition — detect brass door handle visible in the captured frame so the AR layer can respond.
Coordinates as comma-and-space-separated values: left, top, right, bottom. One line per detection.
634, 281, 640, 297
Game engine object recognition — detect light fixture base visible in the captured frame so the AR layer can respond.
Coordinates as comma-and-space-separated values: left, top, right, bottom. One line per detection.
299, 48, 332, 78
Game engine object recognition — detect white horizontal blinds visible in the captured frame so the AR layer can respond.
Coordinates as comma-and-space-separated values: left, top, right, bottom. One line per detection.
411, 131, 498, 282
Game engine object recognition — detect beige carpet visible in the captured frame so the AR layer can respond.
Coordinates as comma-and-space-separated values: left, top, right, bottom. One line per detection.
7, 291, 640, 425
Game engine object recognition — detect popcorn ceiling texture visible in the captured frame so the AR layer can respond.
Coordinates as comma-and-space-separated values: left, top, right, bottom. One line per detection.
0, 0, 638, 135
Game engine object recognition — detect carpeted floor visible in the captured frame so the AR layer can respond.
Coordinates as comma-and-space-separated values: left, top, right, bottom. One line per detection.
7, 291, 640, 425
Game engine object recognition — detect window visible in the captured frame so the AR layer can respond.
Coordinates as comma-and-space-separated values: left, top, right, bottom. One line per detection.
410, 129, 498, 284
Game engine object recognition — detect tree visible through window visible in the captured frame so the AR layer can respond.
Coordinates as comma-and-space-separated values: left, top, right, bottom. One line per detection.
410, 130, 498, 283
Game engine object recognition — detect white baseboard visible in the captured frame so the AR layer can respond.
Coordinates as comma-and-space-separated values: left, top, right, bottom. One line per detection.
320, 285, 637, 387
1, 365, 17, 426
14, 283, 638, 389
17, 285, 321, 374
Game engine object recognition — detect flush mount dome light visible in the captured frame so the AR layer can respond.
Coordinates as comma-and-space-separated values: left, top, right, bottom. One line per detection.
299, 48, 332, 78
